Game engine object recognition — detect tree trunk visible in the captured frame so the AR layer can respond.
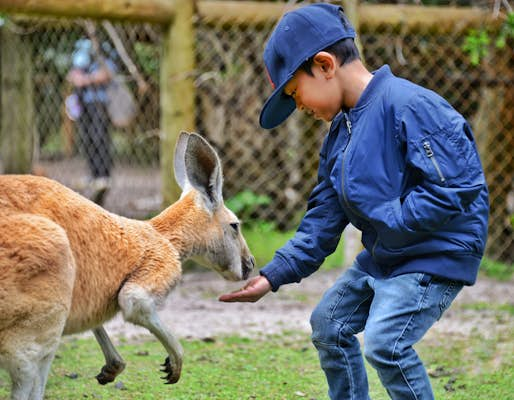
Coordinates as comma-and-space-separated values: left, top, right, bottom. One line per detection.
1, 26, 35, 173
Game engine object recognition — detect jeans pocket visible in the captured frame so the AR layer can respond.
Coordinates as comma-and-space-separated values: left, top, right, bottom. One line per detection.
438, 280, 463, 320
419, 273, 432, 287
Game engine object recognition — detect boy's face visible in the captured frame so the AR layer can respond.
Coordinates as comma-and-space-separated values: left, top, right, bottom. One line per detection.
283, 52, 343, 123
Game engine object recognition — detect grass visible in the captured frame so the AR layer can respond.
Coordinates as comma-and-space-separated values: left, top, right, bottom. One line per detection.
461, 301, 514, 315
0, 334, 327, 400
480, 257, 514, 281
1, 327, 512, 400
242, 225, 344, 271
420, 331, 514, 399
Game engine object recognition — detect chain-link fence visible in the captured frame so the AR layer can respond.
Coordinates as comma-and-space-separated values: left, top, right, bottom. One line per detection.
1, 17, 163, 215
0, 0, 512, 264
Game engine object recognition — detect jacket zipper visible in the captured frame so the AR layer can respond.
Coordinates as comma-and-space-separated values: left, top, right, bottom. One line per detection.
341, 113, 378, 258
345, 114, 352, 136
422, 141, 446, 184
340, 113, 380, 256
340, 112, 353, 208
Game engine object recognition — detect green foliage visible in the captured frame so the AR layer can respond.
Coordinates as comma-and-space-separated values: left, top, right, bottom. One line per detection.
462, 29, 490, 66
40, 130, 65, 159
133, 42, 159, 81
495, 12, 514, 48
462, 12, 514, 65
225, 190, 272, 224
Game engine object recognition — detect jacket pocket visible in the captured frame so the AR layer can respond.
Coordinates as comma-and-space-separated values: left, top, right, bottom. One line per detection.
414, 130, 470, 186
369, 198, 427, 249
421, 140, 447, 185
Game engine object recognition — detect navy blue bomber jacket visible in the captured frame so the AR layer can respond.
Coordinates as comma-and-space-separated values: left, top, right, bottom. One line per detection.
260, 65, 489, 291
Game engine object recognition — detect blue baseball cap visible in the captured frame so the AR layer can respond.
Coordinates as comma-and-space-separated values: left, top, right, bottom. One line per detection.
259, 3, 356, 129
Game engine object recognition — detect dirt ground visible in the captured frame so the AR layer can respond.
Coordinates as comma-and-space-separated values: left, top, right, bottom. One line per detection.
89, 268, 513, 343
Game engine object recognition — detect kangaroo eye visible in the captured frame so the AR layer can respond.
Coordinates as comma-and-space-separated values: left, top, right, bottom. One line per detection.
230, 223, 239, 232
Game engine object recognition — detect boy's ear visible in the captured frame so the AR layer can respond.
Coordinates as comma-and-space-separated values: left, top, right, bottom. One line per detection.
313, 51, 337, 77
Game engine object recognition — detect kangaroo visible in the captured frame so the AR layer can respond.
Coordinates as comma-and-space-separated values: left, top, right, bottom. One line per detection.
0, 131, 254, 400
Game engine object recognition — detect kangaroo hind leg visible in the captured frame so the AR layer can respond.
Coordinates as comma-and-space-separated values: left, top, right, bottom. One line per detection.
0, 215, 75, 400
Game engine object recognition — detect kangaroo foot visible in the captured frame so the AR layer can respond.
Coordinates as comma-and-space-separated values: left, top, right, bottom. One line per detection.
160, 356, 180, 384
96, 360, 126, 385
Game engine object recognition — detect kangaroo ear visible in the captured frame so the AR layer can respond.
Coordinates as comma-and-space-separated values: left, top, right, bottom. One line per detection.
184, 133, 223, 211
174, 131, 191, 190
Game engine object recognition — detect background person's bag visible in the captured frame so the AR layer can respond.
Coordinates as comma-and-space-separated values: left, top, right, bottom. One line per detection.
106, 76, 136, 128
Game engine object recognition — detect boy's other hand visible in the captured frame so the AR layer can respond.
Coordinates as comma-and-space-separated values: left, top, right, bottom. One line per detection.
219, 275, 271, 303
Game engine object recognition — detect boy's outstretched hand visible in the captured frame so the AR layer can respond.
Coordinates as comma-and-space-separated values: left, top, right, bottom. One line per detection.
219, 275, 272, 303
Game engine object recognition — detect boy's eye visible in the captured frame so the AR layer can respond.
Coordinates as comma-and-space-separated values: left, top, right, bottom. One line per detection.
290, 90, 297, 99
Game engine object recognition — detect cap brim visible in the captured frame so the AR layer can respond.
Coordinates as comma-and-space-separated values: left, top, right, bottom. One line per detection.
259, 78, 296, 129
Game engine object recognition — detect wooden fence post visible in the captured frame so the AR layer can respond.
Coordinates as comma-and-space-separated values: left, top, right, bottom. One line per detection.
160, 0, 195, 205
0, 26, 35, 173
473, 53, 514, 263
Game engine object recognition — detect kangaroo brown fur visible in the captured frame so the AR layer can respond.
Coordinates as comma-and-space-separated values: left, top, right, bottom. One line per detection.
0, 132, 254, 400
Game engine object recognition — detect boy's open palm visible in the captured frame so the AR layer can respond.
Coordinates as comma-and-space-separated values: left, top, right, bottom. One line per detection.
219, 275, 271, 303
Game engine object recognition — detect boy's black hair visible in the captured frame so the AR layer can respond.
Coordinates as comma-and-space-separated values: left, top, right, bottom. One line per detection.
298, 11, 360, 75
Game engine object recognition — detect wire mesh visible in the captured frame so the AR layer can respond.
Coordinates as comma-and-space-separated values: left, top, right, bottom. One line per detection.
0, 0, 512, 263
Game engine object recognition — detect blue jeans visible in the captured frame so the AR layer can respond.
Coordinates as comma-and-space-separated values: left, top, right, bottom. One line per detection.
310, 262, 463, 400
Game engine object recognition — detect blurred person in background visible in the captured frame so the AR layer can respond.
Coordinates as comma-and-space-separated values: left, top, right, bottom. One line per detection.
67, 38, 117, 204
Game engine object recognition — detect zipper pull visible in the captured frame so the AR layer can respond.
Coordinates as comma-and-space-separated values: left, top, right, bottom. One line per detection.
422, 141, 434, 157
344, 113, 352, 135
422, 140, 446, 183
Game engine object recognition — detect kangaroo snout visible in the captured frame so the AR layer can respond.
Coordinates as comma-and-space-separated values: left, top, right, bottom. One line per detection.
219, 255, 254, 282
242, 255, 255, 280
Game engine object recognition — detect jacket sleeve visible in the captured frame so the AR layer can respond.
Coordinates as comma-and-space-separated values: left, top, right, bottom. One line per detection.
260, 151, 349, 292
395, 92, 487, 232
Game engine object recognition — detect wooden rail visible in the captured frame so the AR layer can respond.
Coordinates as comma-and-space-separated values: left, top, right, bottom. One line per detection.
0, 0, 177, 23
198, 2, 497, 30
0, 0, 496, 28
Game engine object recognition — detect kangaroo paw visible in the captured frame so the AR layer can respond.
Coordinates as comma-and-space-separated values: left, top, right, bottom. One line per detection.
160, 356, 180, 384
96, 360, 126, 385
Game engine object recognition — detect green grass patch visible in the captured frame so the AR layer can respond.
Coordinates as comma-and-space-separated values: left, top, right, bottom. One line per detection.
461, 301, 514, 315
0, 334, 328, 400
480, 257, 514, 281
1, 328, 512, 399
419, 330, 514, 399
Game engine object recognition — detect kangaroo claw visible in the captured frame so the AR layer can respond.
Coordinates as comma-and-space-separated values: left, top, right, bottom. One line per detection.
160, 356, 179, 384
96, 361, 126, 385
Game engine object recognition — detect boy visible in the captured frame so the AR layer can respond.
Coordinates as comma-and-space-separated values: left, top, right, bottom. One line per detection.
220, 3, 488, 400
